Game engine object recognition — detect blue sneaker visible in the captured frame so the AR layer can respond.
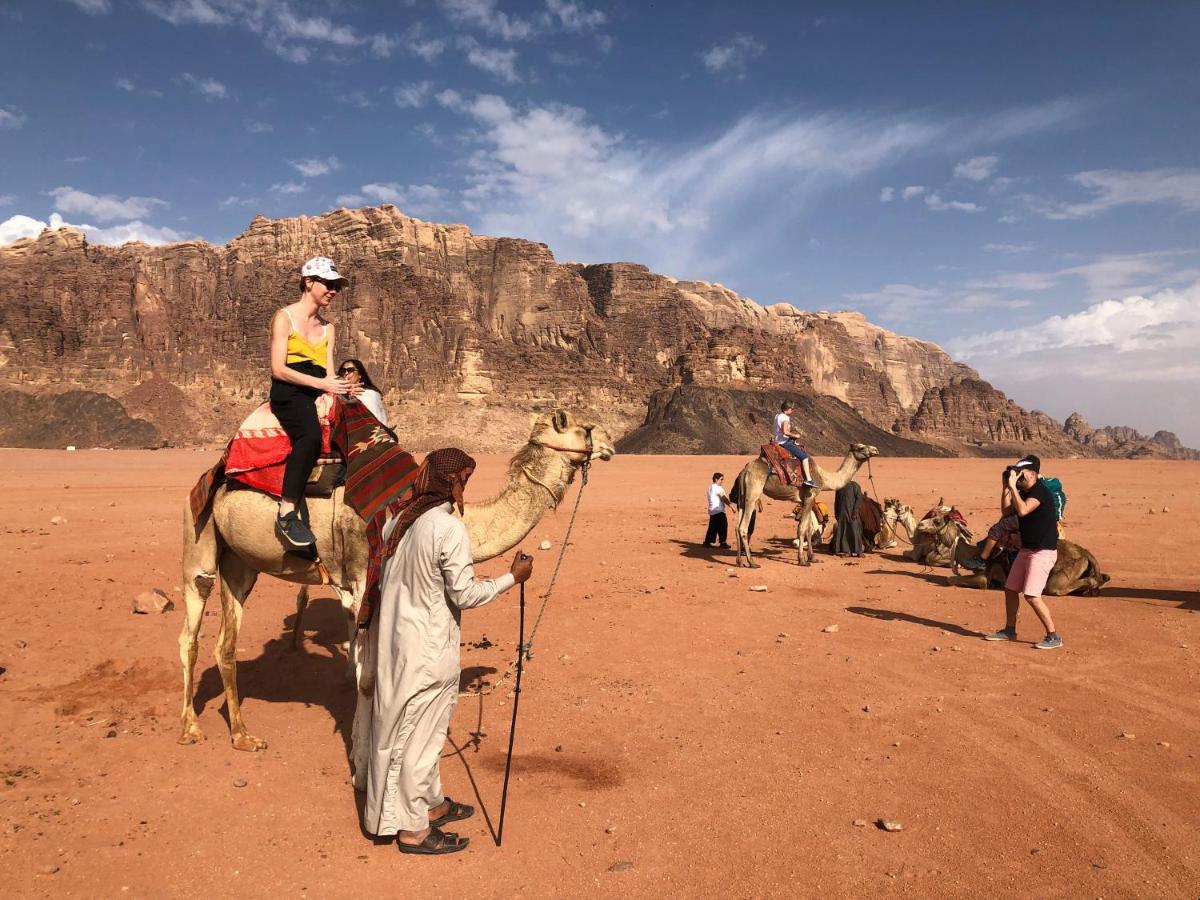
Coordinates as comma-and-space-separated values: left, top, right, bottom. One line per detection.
1034, 633, 1063, 650
802, 479, 817, 488
276, 511, 316, 548
983, 627, 1017, 642
961, 556, 986, 572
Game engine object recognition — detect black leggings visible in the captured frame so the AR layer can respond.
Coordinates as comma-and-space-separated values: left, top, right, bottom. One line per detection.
270, 361, 325, 504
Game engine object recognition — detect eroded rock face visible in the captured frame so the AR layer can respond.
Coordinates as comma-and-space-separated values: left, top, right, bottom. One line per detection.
0, 390, 160, 449
1064, 412, 1199, 460
1, 206, 1195, 458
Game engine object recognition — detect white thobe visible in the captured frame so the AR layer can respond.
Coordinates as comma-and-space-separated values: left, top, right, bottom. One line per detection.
363, 501, 515, 836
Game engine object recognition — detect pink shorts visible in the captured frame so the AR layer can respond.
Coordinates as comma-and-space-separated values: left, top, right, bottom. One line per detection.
1006, 548, 1058, 598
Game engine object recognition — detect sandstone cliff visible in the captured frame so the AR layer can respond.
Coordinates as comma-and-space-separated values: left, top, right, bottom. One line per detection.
0, 205, 1194, 458
1063, 413, 1200, 460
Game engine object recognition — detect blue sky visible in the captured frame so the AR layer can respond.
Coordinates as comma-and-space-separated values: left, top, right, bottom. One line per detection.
2, 0, 1199, 444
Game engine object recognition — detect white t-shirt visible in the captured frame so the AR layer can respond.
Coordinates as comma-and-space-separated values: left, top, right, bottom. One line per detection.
707, 483, 729, 515
359, 388, 390, 426
773, 412, 791, 444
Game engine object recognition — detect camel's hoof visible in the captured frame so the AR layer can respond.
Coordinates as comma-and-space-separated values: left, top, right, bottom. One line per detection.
232, 732, 269, 752
177, 726, 205, 746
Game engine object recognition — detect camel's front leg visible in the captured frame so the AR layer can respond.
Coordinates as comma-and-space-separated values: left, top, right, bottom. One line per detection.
178, 568, 216, 745
736, 504, 758, 568
336, 585, 373, 790
796, 493, 815, 566
214, 554, 266, 752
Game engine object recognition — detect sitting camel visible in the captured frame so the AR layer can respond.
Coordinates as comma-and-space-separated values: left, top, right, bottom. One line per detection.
913, 513, 1110, 596
178, 409, 614, 786
730, 443, 880, 567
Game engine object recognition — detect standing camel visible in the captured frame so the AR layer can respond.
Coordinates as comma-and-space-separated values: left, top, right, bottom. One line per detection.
178, 409, 614, 781
730, 443, 880, 567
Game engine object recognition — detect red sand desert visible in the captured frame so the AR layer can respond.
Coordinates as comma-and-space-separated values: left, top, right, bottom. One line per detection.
1, 449, 1197, 898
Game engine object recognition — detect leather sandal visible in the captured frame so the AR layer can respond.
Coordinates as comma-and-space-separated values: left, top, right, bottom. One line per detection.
397, 827, 469, 855
429, 798, 474, 828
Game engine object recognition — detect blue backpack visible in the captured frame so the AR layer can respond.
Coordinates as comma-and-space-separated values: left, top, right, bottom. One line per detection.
1039, 476, 1067, 521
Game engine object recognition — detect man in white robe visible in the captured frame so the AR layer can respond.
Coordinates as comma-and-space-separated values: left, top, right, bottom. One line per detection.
363, 448, 533, 855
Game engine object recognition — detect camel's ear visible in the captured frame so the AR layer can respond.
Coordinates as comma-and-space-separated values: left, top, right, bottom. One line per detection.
552, 409, 568, 432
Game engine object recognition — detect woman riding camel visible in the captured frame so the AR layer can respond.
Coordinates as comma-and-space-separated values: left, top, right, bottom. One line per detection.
269, 256, 358, 548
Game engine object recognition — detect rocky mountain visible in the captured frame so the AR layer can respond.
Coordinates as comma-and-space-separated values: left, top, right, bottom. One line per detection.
1063, 413, 1200, 460
0, 205, 1194, 459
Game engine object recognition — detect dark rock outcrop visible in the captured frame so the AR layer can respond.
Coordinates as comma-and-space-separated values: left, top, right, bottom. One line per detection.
0, 390, 161, 448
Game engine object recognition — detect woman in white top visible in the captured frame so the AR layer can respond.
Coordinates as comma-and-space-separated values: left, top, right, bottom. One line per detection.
337, 358, 390, 426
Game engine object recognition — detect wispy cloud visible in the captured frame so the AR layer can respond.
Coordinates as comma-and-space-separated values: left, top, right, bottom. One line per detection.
402, 22, 446, 61
879, 186, 895, 202
457, 36, 520, 82
140, 0, 396, 63
180, 72, 228, 100
245, 119, 273, 133
394, 81, 434, 109
544, 0, 606, 32
0, 194, 15, 207
924, 192, 983, 213
0, 105, 28, 130
984, 242, 1034, 254
114, 77, 135, 92
288, 156, 340, 177
270, 181, 308, 195
1030, 167, 1200, 219
65, 0, 111, 14
954, 154, 999, 181
219, 195, 258, 208
700, 33, 764, 76
49, 186, 168, 222
439, 0, 535, 41
346, 182, 450, 217
901, 185, 925, 200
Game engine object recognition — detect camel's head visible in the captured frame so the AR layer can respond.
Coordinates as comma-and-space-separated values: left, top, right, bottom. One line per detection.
530, 409, 615, 463
850, 442, 880, 462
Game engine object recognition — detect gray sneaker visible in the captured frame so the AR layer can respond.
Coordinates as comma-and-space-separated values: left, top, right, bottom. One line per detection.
1034, 633, 1063, 650
961, 556, 987, 572
276, 511, 316, 548
983, 627, 1017, 642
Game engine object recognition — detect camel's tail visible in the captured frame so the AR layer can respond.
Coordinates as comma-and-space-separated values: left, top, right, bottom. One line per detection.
1080, 545, 1111, 594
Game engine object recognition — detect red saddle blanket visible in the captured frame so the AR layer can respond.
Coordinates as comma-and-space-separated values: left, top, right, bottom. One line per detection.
761, 443, 803, 486
224, 395, 338, 498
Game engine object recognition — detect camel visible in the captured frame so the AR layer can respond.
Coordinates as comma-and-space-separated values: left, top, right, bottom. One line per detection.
730, 443, 880, 567
178, 409, 614, 783
879, 498, 918, 550
912, 513, 1110, 596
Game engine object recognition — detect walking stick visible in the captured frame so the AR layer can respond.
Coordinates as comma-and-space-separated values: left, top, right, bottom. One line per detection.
496, 575, 528, 846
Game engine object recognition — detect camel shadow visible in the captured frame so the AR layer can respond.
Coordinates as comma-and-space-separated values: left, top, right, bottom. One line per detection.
845, 605, 984, 638
668, 538, 744, 562
864, 567, 947, 587
1096, 587, 1199, 610
192, 595, 356, 756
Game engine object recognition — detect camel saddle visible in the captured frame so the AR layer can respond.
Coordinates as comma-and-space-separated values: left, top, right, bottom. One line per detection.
761, 443, 804, 487
223, 395, 343, 499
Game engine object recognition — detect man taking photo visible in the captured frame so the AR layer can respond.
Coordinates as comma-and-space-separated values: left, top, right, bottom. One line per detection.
983, 454, 1063, 650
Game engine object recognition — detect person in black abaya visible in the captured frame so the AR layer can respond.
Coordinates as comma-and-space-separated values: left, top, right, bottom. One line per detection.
832, 480, 865, 557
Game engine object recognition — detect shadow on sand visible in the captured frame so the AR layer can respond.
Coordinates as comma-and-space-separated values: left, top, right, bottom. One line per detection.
1096, 587, 1199, 611
192, 595, 356, 755
846, 605, 985, 638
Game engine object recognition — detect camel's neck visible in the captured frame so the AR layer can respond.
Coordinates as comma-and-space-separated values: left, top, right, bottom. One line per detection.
461, 448, 576, 562
814, 452, 865, 491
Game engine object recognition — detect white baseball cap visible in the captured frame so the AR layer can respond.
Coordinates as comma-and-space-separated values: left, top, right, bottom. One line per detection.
300, 256, 345, 283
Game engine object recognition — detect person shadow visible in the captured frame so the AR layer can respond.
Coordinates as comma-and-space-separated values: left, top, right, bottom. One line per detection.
191, 594, 357, 757
845, 605, 985, 638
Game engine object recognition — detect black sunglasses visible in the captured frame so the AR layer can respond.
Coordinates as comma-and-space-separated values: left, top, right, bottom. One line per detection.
338, 366, 359, 375
315, 277, 344, 290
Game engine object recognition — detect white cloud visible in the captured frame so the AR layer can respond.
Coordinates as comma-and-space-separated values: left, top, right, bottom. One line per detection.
1032, 167, 1200, 219
245, 119, 273, 133
0, 194, 15, 207
356, 182, 449, 216
700, 33, 764, 76
141, 0, 395, 63
288, 156, 340, 177
335, 193, 365, 206
998, 214, 1020, 224
66, 0, 111, 13
954, 154, 999, 181
1, 212, 183, 246
341, 90, 372, 109
439, 0, 535, 41
947, 283, 1200, 444
983, 242, 1034, 254
426, 95, 1080, 277
180, 72, 228, 100
394, 81, 434, 109
901, 185, 925, 200
457, 36, 520, 82
879, 186, 894, 202
924, 192, 983, 213
0, 106, 28, 130
402, 22, 446, 61
49, 186, 168, 222
65, 155, 89, 163
270, 181, 308, 194
218, 195, 257, 208
115, 77, 135, 92
544, 0, 605, 32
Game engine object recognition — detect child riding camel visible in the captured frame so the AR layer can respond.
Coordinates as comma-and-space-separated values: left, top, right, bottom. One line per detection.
268, 256, 359, 549
773, 400, 817, 488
